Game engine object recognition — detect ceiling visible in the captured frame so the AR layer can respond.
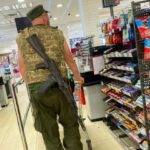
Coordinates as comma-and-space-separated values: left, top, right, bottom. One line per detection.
0, 0, 141, 53
0, 0, 80, 53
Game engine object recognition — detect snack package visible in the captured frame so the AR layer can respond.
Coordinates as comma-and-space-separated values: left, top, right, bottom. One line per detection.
108, 21, 112, 32
112, 18, 120, 31
135, 16, 150, 38
113, 33, 122, 44
109, 35, 114, 45
144, 38, 150, 60
123, 28, 130, 43
129, 26, 135, 41
120, 14, 128, 27
102, 23, 108, 33
128, 10, 133, 24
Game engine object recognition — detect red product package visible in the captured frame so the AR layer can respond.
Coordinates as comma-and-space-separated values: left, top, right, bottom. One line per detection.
135, 16, 150, 39
144, 38, 150, 60
112, 18, 120, 31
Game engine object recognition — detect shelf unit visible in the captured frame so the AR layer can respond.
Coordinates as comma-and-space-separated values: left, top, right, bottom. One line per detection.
132, 1, 150, 149
107, 64, 137, 72
100, 68, 139, 84
103, 49, 137, 58
100, 6, 149, 149
101, 63, 147, 149
106, 108, 146, 146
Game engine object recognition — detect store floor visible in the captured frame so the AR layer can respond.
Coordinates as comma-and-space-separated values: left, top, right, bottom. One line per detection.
0, 83, 123, 150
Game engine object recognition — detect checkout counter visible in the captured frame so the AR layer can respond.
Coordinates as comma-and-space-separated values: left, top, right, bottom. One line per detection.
80, 46, 109, 121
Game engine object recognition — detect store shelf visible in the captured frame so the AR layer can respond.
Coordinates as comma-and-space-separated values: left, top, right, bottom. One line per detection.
108, 95, 136, 110
106, 123, 142, 150
112, 105, 145, 127
109, 113, 144, 145
107, 64, 137, 72
107, 84, 140, 99
104, 50, 137, 58
135, 117, 145, 126
118, 110, 137, 126
101, 87, 139, 110
100, 72, 136, 84
135, 95, 150, 109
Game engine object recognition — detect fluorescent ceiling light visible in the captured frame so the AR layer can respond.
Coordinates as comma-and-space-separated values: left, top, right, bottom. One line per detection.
75, 14, 80, 17
29, 2, 33, 7
11, 20, 15, 23
1, 22, 5, 24
3, 6, 10, 10
18, 0, 24, 2
57, 4, 63, 8
15, 4, 19, 9
12, 5, 16, 9
21, 3, 27, 8
53, 17, 58, 21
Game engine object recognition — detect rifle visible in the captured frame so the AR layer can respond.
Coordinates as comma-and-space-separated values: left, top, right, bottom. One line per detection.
27, 34, 92, 150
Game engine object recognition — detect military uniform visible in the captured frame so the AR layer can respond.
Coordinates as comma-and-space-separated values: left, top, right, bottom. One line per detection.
16, 5, 83, 150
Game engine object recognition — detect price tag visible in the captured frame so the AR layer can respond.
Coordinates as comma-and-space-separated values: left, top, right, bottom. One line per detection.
141, 2, 150, 9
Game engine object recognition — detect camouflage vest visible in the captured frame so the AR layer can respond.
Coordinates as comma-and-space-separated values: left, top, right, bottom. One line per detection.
17, 25, 67, 84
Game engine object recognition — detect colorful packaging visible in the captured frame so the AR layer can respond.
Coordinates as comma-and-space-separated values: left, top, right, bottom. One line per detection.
123, 28, 130, 43
112, 18, 120, 31
108, 21, 112, 32
120, 14, 128, 27
128, 10, 133, 24
135, 17, 150, 38
102, 23, 108, 33
113, 33, 122, 44
130, 27, 135, 41
144, 38, 150, 60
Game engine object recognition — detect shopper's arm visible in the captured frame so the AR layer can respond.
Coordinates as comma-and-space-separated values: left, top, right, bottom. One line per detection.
64, 40, 84, 83
18, 49, 26, 81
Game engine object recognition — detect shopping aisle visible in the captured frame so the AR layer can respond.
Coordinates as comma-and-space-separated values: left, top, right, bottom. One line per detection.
0, 83, 123, 150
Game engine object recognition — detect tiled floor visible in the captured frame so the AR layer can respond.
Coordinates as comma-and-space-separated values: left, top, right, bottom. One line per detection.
0, 83, 124, 150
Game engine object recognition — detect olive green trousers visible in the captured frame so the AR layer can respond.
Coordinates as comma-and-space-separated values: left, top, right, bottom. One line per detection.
28, 83, 83, 150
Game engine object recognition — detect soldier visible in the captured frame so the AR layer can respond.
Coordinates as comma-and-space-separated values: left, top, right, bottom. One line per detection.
16, 5, 84, 150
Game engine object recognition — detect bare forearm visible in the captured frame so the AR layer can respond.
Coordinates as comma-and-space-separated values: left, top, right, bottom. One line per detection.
64, 40, 84, 83
66, 59, 80, 77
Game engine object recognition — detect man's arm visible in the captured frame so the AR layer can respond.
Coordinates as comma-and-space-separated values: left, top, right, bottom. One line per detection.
18, 49, 26, 81
63, 40, 84, 83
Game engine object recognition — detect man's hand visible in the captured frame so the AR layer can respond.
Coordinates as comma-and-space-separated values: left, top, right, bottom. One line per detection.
74, 75, 84, 84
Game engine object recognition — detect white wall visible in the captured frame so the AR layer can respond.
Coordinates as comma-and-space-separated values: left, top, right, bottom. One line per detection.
60, 21, 84, 46
78, 0, 103, 46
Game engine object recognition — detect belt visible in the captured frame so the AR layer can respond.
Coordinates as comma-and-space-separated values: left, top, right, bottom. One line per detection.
28, 78, 69, 92
28, 82, 44, 92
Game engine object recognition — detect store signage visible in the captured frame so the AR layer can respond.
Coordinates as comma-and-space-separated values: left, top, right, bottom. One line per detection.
102, 0, 120, 8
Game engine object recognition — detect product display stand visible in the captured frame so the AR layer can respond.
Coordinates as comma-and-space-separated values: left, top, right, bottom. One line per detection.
132, 1, 150, 149
99, 4, 150, 149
